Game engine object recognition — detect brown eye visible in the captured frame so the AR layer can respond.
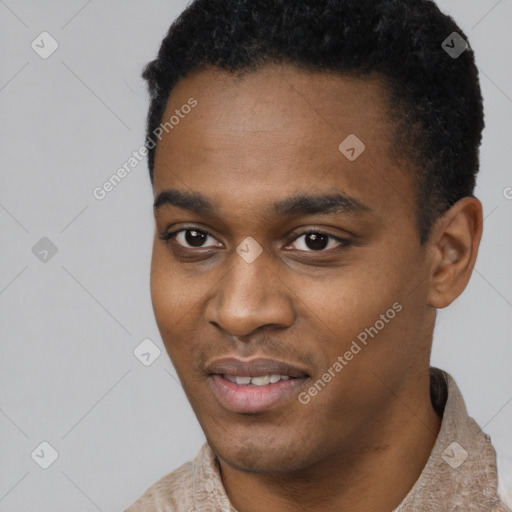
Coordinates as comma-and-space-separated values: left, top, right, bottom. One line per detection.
288, 231, 350, 252
160, 228, 221, 249
182, 229, 209, 248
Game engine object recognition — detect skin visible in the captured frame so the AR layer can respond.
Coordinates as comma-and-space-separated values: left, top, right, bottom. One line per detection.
150, 63, 483, 512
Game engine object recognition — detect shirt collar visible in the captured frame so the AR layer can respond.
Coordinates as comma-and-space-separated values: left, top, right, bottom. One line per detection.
394, 367, 504, 511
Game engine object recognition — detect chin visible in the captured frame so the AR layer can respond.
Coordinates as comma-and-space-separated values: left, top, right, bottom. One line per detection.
207, 432, 317, 475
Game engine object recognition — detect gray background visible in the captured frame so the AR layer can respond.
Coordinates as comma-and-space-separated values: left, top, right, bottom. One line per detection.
1, 1, 511, 510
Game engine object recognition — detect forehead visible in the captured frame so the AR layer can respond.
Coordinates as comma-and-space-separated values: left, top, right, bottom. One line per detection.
156, 63, 392, 152
152, 63, 416, 226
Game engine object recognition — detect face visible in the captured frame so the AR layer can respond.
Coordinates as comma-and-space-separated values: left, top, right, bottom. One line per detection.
150, 64, 436, 474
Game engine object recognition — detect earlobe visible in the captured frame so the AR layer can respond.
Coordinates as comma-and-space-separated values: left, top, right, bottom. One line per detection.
427, 197, 483, 309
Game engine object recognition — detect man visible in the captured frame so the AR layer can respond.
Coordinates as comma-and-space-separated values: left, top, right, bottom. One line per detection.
126, 0, 511, 510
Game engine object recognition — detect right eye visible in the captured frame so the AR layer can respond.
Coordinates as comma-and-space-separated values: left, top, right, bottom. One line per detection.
159, 227, 222, 249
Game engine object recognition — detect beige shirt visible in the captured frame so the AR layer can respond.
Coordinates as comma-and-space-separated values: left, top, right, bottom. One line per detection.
126, 368, 512, 511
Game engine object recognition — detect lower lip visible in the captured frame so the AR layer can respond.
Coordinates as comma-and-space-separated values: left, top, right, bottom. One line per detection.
209, 375, 307, 413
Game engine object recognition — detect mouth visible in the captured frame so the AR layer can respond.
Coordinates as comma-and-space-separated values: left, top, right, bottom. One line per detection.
223, 374, 293, 386
205, 357, 310, 413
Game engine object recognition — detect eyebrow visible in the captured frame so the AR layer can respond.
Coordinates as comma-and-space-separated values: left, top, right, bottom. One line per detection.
153, 189, 371, 217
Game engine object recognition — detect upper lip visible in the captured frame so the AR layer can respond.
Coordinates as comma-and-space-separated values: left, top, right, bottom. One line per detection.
205, 357, 309, 378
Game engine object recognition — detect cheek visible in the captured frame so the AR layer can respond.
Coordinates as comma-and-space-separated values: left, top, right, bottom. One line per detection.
151, 247, 178, 321
150, 241, 205, 315
302, 263, 401, 332
299, 250, 423, 378
150, 244, 192, 357
149, 243, 214, 367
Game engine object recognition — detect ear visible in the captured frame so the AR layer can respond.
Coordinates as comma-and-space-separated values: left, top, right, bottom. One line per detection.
427, 197, 483, 309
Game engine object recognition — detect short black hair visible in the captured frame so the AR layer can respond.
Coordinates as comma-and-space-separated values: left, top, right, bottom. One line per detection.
142, 0, 484, 244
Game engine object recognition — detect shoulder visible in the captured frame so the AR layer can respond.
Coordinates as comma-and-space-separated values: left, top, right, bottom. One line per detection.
124, 457, 195, 512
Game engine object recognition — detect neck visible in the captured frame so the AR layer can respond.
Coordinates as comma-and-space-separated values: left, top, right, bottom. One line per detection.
219, 370, 442, 512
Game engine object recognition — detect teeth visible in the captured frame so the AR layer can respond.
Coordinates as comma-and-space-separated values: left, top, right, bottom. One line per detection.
225, 374, 292, 386
251, 375, 270, 386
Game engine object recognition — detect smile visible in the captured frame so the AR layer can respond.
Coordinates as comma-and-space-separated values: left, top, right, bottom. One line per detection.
205, 356, 310, 413
223, 374, 291, 386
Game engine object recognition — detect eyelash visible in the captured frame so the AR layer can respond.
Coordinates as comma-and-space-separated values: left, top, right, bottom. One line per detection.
158, 226, 352, 253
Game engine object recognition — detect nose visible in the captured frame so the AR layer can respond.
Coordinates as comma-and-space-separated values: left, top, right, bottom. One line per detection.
205, 248, 295, 337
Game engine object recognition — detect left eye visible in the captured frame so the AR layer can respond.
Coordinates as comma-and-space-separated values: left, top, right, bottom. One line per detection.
288, 231, 348, 252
